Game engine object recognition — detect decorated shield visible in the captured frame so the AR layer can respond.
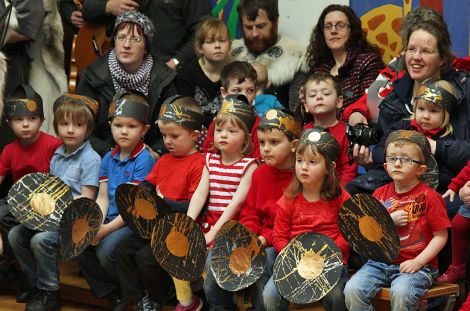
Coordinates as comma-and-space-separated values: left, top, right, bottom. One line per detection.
339, 193, 400, 264
273, 232, 343, 304
211, 221, 266, 291
60, 198, 102, 261
151, 213, 206, 281
116, 183, 170, 239
8, 173, 73, 231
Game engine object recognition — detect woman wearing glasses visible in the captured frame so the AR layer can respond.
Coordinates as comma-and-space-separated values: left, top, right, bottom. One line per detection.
77, 11, 176, 156
304, 4, 383, 126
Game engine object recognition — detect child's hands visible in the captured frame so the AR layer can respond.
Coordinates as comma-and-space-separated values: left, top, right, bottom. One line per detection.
258, 236, 267, 247
390, 210, 408, 227
399, 259, 424, 273
155, 186, 163, 198
91, 224, 110, 246
205, 228, 218, 245
442, 189, 456, 202
145, 144, 160, 161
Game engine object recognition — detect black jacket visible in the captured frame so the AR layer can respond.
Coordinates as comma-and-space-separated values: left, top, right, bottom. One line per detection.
76, 52, 177, 156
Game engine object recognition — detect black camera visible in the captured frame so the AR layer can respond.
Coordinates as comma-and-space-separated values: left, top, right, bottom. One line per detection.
346, 123, 382, 164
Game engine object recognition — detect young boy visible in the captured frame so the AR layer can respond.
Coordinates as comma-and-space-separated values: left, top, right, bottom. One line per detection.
251, 62, 284, 117
8, 93, 101, 311
0, 85, 62, 299
114, 96, 205, 311
302, 72, 357, 185
344, 130, 451, 311
77, 91, 155, 310
203, 108, 301, 311
202, 60, 262, 158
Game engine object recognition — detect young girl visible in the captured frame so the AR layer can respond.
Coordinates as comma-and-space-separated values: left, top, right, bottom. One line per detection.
8, 94, 101, 311
175, 96, 258, 311
265, 128, 350, 311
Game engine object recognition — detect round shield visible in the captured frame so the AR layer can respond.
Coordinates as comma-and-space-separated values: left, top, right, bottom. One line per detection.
116, 183, 170, 239
60, 198, 102, 261
273, 232, 343, 304
210, 221, 266, 291
420, 155, 439, 190
151, 213, 206, 281
7, 173, 73, 231
339, 193, 400, 264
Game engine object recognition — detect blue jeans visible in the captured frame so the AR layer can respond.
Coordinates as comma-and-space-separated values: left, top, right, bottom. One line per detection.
344, 260, 437, 311
204, 247, 277, 311
263, 262, 348, 311
77, 226, 133, 297
8, 224, 60, 291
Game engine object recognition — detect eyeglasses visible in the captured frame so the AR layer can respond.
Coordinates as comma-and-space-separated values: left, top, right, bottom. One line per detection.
115, 35, 143, 45
385, 156, 424, 166
405, 47, 437, 57
323, 23, 350, 32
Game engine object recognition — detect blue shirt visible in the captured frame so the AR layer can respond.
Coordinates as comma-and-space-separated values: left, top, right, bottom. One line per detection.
99, 142, 155, 222
50, 141, 101, 197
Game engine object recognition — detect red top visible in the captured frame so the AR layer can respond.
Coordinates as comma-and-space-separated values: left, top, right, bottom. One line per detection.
273, 189, 351, 263
144, 152, 204, 201
448, 159, 470, 193
201, 116, 261, 159
373, 182, 450, 268
238, 164, 294, 246
304, 121, 356, 185
0, 132, 62, 182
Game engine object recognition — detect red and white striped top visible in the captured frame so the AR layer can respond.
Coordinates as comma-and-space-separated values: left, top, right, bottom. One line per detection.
203, 153, 256, 231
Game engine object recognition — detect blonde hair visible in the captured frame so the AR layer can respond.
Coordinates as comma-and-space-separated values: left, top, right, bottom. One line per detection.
284, 142, 341, 202
215, 113, 253, 156
53, 102, 94, 137
195, 17, 230, 60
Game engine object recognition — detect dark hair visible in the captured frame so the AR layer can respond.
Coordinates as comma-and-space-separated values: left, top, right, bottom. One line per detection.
237, 0, 279, 23
306, 4, 380, 69
221, 61, 258, 89
401, 8, 452, 72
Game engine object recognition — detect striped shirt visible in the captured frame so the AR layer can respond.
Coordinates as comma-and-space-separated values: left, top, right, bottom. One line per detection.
203, 153, 256, 231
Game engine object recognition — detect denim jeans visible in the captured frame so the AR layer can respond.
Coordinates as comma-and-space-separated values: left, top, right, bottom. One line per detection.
263, 264, 348, 311
204, 247, 277, 311
344, 260, 437, 311
77, 225, 133, 297
8, 224, 60, 291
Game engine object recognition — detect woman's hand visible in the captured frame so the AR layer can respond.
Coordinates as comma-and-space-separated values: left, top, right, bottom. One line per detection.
390, 210, 408, 227
352, 144, 373, 167
71, 11, 85, 29
442, 189, 456, 202
106, 0, 139, 16
348, 112, 368, 127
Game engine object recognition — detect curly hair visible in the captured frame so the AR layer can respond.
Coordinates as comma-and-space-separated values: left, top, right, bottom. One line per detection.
306, 4, 379, 69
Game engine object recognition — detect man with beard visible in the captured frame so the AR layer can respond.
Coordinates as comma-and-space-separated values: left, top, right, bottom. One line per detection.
231, 0, 307, 110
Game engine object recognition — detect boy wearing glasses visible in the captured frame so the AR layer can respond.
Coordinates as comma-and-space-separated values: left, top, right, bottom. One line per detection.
345, 130, 450, 311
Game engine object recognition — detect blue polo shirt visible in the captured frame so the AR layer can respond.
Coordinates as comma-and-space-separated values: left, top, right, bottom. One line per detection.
99, 142, 155, 222
50, 141, 101, 197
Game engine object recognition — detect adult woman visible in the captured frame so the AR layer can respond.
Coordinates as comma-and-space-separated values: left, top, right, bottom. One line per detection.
77, 11, 176, 156
306, 4, 383, 125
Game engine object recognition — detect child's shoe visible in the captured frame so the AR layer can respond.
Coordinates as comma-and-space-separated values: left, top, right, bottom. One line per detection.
24, 289, 60, 311
134, 293, 160, 311
437, 264, 465, 283
175, 295, 203, 311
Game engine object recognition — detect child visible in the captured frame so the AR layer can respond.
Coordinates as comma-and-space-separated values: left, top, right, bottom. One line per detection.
302, 72, 357, 185
344, 130, 450, 311
8, 93, 101, 311
115, 96, 205, 311
266, 128, 350, 311
251, 63, 284, 117
202, 61, 261, 158
187, 96, 258, 309
176, 17, 230, 127
204, 108, 301, 310
0, 85, 62, 300
77, 91, 155, 309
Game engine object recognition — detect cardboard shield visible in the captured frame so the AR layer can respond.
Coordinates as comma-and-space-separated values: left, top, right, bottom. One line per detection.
273, 232, 343, 304
210, 221, 266, 291
116, 183, 170, 239
8, 173, 73, 231
60, 198, 102, 261
151, 213, 206, 281
339, 193, 400, 264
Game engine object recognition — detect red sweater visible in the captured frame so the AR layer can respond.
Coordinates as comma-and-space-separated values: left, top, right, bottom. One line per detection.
448, 160, 470, 193
304, 121, 356, 185
273, 189, 351, 263
238, 164, 294, 246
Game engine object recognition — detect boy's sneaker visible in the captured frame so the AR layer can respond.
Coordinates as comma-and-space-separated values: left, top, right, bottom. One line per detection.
175, 295, 203, 311
437, 264, 465, 283
107, 291, 125, 311
134, 293, 160, 311
25, 289, 60, 311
